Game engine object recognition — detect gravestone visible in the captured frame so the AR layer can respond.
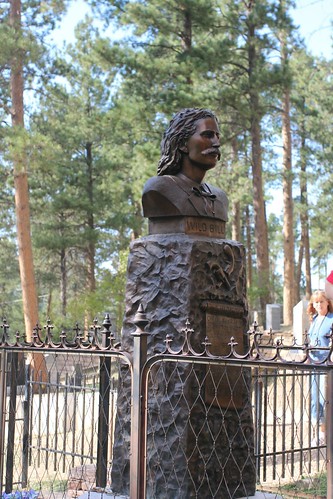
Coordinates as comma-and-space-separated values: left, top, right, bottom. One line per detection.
111, 108, 255, 498
293, 299, 309, 345
265, 304, 281, 331
111, 234, 255, 498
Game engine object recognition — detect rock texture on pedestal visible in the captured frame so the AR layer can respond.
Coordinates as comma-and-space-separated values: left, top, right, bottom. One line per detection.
111, 234, 255, 498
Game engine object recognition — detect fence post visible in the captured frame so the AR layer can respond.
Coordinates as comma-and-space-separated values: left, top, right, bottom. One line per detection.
254, 367, 262, 483
327, 369, 333, 499
5, 352, 18, 493
22, 361, 30, 488
0, 349, 8, 494
96, 314, 112, 488
130, 305, 149, 499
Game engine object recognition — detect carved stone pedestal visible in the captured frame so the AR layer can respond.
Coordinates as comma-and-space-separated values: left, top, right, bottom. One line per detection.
111, 234, 255, 498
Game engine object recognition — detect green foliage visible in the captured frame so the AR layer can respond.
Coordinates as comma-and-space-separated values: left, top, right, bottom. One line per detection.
1, 0, 333, 327
281, 472, 326, 496
65, 250, 129, 332
0, 237, 24, 332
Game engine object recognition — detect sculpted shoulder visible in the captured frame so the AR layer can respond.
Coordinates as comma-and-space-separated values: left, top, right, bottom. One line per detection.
142, 176, 173, 193
142, 175, 228, 221
142, 176, 188, 217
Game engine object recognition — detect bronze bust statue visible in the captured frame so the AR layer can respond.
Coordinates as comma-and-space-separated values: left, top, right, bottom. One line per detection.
142, 108, 228, 237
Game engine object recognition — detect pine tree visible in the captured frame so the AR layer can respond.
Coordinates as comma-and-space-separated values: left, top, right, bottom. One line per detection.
29, 21, 149, 322
94, 0, 289, 319
291, 51, 333, 298
276, 0, 297, 325
1, 0, 69, 377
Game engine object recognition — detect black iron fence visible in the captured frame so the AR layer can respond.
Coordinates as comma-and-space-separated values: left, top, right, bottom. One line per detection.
0, 311, 332, 498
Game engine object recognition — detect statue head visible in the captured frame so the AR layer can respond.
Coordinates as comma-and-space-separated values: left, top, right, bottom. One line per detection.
157, 108, 218, 176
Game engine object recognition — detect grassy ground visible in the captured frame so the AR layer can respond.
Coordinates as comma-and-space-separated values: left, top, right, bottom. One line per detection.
278, 472, 326, 498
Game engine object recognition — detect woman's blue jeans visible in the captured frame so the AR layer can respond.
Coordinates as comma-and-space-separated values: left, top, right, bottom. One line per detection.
311, 372, 326, 425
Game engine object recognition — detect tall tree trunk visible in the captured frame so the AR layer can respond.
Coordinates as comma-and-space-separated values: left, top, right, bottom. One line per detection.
282, 86, 295, 324
86, 142, 96, 293
181, 8, 192, 51
295, 242, 303, 303
131, 201, 144, 240
279, 0, 296, 326
245, 206, 253, 290
281, 32, 295, 324
46, 289, 52, 317
247, 10, 271, 320
60, 246, 67, 317
231, 138, 241, 241
299, 118, 311, 299
10, 0, 46, 380
181, 7, 193, 84
250, 115, 270, 314
84, 142, 96, 333
232, 201, 241, 242
10, 0, 38, 338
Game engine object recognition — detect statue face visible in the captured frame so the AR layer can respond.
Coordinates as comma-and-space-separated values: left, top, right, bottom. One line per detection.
183, 117, 221, 171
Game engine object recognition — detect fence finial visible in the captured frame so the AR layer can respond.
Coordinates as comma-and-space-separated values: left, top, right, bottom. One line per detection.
132, 304, 149, 335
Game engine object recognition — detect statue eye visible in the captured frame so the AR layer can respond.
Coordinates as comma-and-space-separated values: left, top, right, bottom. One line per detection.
202, 130, 220, 139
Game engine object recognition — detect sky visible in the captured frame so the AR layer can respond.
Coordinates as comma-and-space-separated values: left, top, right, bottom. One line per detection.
292, 0, 333, 281
292, 0, 333, 58
52, 0, 333, 58
50, 0, 333, 283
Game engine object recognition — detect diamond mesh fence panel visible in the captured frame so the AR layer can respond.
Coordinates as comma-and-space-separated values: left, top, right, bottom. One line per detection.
145, 360, 255, 499
253, 367, 327, 498
0, 349, 329, 499
145, 361, 327, 499
0, 350, 129, 499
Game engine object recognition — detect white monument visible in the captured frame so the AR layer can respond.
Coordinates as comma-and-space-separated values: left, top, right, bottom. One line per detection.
265, 304, 282, 331
293, 298, 309, 345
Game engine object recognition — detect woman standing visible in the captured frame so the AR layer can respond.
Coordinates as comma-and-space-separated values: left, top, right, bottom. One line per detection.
306, 290, 333, 444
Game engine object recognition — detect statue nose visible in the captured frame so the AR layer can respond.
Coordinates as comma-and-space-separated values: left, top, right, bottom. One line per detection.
212, 135, 220, 146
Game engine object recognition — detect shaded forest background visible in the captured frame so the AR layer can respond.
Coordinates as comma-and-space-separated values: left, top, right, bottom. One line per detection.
1, 0, 333, 336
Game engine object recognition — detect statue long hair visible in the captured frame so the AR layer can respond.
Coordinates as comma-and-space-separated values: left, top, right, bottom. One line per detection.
157, 108, 217, 176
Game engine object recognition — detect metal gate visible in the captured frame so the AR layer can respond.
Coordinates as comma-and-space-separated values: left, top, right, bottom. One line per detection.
1, 311, 332, 498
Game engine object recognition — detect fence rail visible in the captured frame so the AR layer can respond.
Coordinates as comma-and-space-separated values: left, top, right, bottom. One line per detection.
0, 313, 332, 498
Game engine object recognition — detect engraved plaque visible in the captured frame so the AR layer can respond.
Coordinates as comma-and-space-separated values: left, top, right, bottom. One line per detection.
148, 216, 225, 238
185, 217, 225, 238
203, 301, 246, 409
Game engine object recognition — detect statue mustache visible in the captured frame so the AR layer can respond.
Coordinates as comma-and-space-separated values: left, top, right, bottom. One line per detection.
202, 148, 221, 159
